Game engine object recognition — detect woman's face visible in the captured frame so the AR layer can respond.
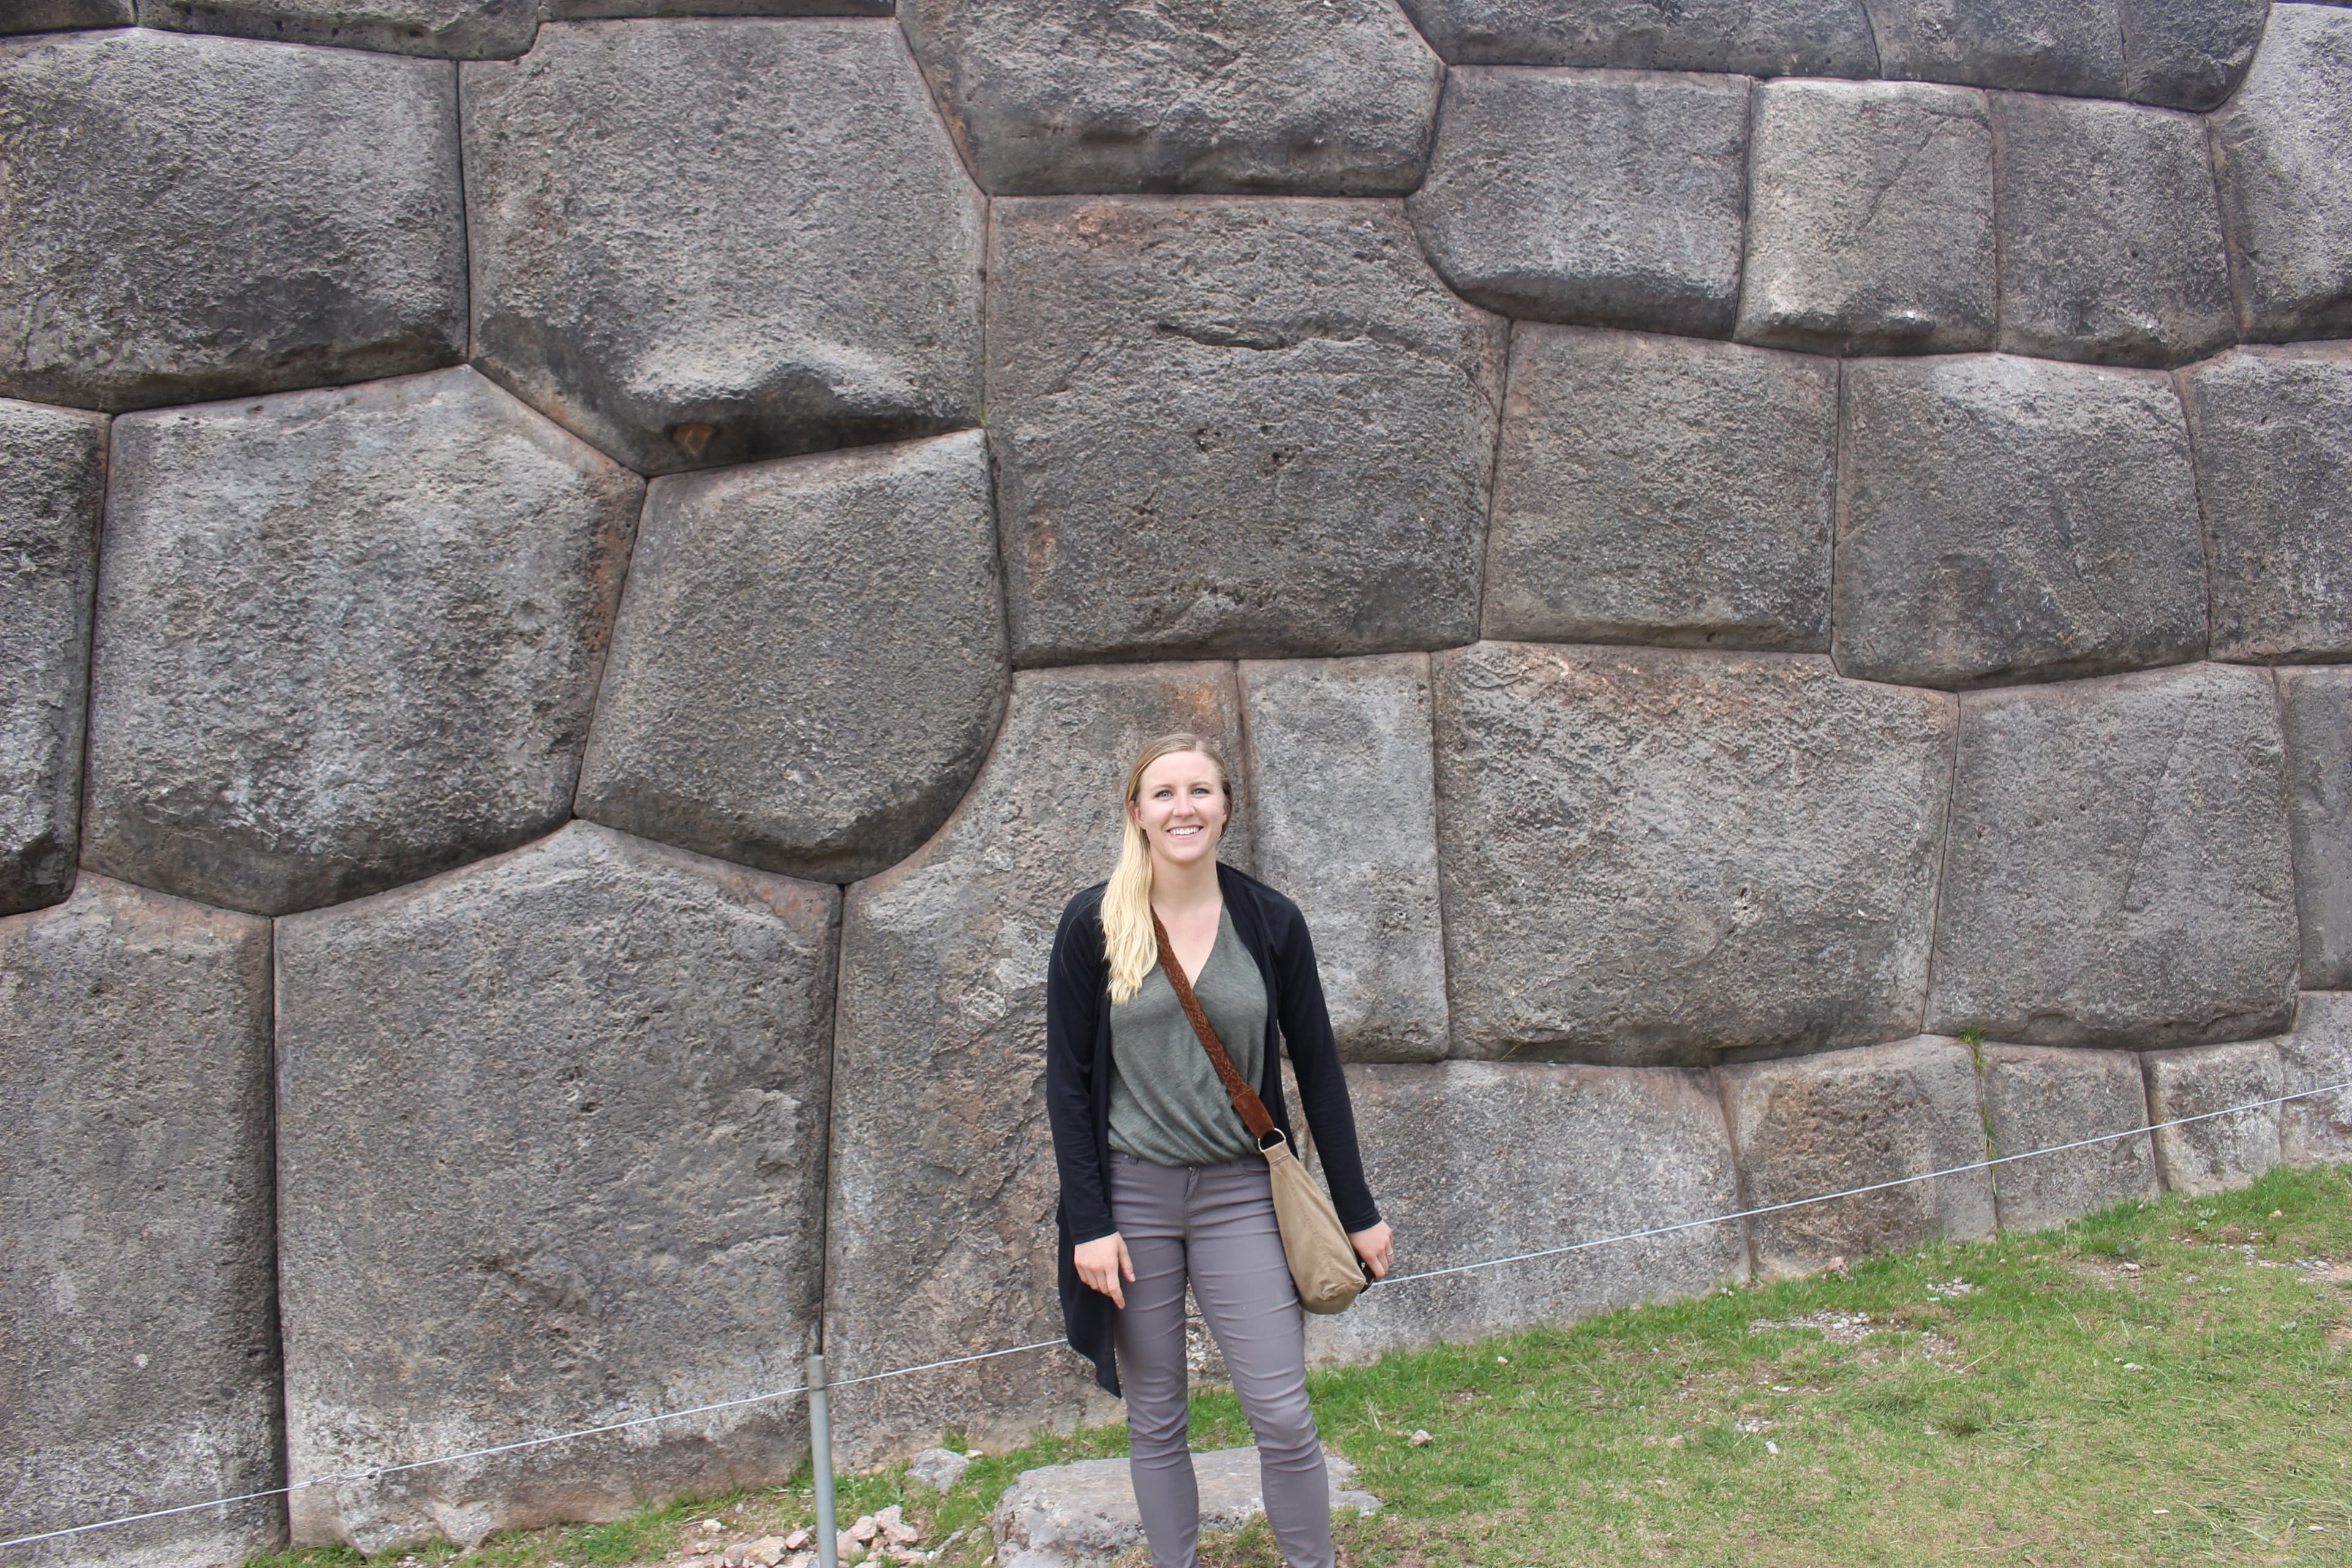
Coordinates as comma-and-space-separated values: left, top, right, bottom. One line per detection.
1129, 750, 1228, 867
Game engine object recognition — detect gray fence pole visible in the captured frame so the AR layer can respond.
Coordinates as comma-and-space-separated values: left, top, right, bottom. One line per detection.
807, 1352, 839, 1568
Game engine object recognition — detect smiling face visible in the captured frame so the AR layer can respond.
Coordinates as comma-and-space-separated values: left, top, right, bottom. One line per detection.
1128, 748, 1229, 869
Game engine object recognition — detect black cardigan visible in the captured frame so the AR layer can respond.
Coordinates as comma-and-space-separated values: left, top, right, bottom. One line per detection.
1045, 861, 1381, 1396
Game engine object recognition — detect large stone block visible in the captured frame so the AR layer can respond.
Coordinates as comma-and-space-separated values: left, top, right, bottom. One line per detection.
1237, 655, 1447, 1063
1720, 1038, 1996, 1280
135, 0, 537, 56
0, 29, 464, 412
2280, 991, 2352, 1166
578, 431, 1005, 885
1978, 1044, 2158, 1234
899, 0, 1441, 195
549, 0, 887, 13
2180, 345, 2352, 663
2209, 5, 2352, 342
463, 19, 984, 475
1926, 663, 2299, 1048
1485, 327, 1834, 650
1989, 93, 2234, 368
987, 198, 1505, 664
1305, 1063, 1745, 1362
85, 368, 641, 917
0, 876, 280, 1568
2281, 669, 2352, 987
1736, 80, 1996, 355
2144, 1039, 2285, 1196
1406, 66, 1749, 335
1389, 0, 1879, 75
826, 663, 1246, 1462
2116, 0, 2274, 110
1, 0, 133, 29
1434, 642, 1955, 1065
0, 401, 102, 916
1863, 0, 2264, 108
274, 823, 839, 1551
1833, 354, 2206, 688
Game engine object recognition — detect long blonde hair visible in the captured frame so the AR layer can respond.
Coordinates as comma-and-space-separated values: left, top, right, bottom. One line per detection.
1104, 732, 1234, 1004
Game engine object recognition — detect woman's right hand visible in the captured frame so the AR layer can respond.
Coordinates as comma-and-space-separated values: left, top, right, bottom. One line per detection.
1074, 1233, 1136, 1309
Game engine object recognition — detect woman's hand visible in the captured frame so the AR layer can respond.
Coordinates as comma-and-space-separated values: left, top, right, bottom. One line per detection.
1074, 1232, 1136, 1308
1349, 1221, 1394, 1281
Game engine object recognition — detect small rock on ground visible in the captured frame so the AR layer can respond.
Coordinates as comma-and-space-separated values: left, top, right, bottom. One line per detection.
992, 1446, 1379, 1568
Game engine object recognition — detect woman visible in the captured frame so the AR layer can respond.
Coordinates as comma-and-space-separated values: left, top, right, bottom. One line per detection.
1044, 732, 1395, 1568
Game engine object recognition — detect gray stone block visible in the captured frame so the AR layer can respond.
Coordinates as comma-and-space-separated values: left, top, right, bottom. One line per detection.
136, 0, 538, 56
2280, 991, 2352, 1166
1406, 66, 1750, 334
1305, 1062, 1745, 1363
549, 0, 886, 13
1866, 0, 2123, 96
0, 400, 103, 916
85, 368, 642, 917
1978, 1043, 2159, 1234
1434, 642, 1955, 1065
2280, 668, 2352, 989
987, 197, 1506, 665
274, 822, 839, 1551
1737, 80, 1996, 355
578, 431, 1006, 885
2144, 1039, 2285, 1196
0, 876, 281, 1568
2209, 5, 2352, 341
0, 29, 464, 413
899, 0, 1441, 195
826, 663, 1246, 1463
2119, 0, 2273, 111
463, 18, 983, 475
2180, 345, 2352, 663
1926, 663, 2300, 1049
1990, 93, 2235, 368
1485, 326, 1835, 650
1, 0, 133, 29
1834, 353, 2207, 688
993, 1449, 1376, 1568
1389, 0, 1879, 75
1720, 1037, 1996, 1280
1238, 655, 1447, 1062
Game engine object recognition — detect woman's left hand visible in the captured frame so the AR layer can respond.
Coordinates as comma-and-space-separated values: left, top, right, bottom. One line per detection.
1349, 1221, 1394, 1281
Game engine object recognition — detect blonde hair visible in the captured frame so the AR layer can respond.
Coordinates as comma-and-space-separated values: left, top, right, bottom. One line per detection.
1104, 733, 1234, 1004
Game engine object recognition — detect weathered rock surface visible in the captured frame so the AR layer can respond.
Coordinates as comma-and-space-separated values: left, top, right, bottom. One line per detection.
1, 0, 132, 29
0, 876, 280, 1568
1864, 0, 2264, 107
463, 19, 984, 474
1306, 1063, 1744, 1362
136, 0, 538, 56
85, 368, 641, 917
0, 401, 103, 916
2116, 0, 2274, 110
899, 0, 1441, 195
1737, 80, 1996, 355
908, 1447, 974, 1493
1389, 0, 1878, 75
2280, 669, 2352, 989
1406, 66, 1750, 334
578, 431, 1005, 885
2209, 4, 2352, 341
1977, 1044, 2158, 1233
988, 198, 1505, 664
992, 1449, 1376, 1568
549, 0, 885, 13
1833, 354, 2207, 688
274, 823, 839, 1551
2180, 345, 2352, 663
1990, 93, 2235, 367
827, 664, 1246, 1462
1926, 663, 2299, 1047
2280, 992, 2352, 1166
1238, 655, 1448, 1062
0, 29, 464, 412
1434, 643, 1955, 1065
2144, 1039, 2285, 1195
1485, 327, 1834, 650
1720, 1038, 1997, 1279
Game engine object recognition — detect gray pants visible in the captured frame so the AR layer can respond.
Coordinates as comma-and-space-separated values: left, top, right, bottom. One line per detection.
1109, 1149, 1334, 1568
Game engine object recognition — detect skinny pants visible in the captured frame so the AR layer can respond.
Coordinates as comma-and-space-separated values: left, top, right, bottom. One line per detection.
1108, 1148, 1333, 1568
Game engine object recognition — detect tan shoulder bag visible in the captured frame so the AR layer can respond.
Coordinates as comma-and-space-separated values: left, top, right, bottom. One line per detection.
1151, 913, 1370, 1315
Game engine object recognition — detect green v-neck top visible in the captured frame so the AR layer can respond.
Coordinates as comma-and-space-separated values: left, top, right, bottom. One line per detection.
1107, 905, 1268, 1167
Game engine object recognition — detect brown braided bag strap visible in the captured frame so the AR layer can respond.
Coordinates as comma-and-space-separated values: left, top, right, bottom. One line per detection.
1151, 911, 1278, 1144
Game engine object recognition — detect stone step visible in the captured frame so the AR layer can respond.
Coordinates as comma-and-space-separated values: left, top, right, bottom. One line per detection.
990, 1447, 1381, 1568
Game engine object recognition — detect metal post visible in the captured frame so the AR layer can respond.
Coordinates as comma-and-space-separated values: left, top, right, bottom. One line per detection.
807, 1353, 839, 1568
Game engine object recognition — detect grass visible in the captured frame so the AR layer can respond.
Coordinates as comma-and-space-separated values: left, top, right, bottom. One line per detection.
251, 1164, 2352, 1568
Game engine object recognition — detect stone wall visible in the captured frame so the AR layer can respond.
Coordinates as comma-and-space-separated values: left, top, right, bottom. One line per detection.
4, 1, 2351, 1560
